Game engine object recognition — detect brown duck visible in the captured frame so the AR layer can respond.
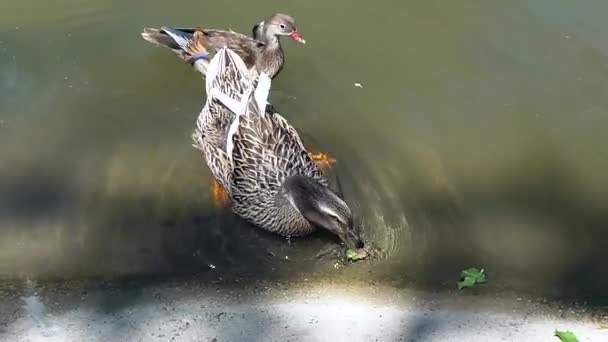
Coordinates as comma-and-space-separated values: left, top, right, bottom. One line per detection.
141, 13, 305, 79
142, 13, 335, 209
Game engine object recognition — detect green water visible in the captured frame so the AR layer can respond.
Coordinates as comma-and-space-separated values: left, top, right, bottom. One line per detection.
1, 0, 607, 301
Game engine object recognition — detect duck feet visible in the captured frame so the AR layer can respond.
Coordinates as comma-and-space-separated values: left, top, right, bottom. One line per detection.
212, 179, 231, 208
309, 152, 337, 169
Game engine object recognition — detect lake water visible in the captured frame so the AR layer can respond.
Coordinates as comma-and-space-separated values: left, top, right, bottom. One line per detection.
1, 0, 607, 303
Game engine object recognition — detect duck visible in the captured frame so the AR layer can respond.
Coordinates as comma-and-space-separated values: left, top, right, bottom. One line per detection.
192, 47, 366, 254
142, 15, 337, 209
141, 13, 305, 78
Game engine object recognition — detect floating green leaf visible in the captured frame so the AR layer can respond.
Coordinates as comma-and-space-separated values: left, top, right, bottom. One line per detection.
346, 249, 366, 261
457, 267, 487, 289
554, 330, 579, 342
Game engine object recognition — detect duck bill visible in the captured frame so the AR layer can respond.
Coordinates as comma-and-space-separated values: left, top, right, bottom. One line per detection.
341, 234, 367, 258
340, 231, 365, 251
289, 31, 306, 44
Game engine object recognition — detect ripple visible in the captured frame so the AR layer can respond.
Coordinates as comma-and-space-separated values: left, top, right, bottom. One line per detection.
0, 0, 113, 31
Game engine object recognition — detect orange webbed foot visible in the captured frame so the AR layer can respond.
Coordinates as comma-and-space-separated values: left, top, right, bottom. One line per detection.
309, 152, 337, 169
212, 180, 230, 208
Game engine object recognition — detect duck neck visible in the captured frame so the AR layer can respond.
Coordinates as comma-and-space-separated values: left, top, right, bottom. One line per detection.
253, 21, 280, 50
279, 176, 328, 221
273, 176, 320, 236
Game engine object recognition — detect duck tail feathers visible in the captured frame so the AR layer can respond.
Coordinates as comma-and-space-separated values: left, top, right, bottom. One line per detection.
205, 47, 254, 99
142, 26, 211, 74
206, 47, 259, 159
141, 27, 194, 51
207, 48, 253, 116
158, 27, 194, 51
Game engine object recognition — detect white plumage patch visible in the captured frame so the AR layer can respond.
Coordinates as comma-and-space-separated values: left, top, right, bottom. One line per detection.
254, 72, 272, 116
193, 60, 208, 76
204, 47, 275, 164
317, 203, 340, 219
205, 47, 225, 94
161, 28, 190, 50
205, 47, 257, 160
224, 85, 254, 159
209, 88, 243, 114
286, 194, 301, 213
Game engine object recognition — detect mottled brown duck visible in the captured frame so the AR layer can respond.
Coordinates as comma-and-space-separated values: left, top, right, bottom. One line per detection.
195, 47, 366, 254
142, 14, 336, 208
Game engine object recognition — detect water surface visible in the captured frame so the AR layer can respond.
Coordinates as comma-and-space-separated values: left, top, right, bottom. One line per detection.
1, 0, 607, 302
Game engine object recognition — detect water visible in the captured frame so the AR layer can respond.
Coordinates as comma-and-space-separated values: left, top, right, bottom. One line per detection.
1, 0, 607, 302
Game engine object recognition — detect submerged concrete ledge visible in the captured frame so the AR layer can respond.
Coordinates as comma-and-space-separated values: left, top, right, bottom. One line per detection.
1, 278, 606, 342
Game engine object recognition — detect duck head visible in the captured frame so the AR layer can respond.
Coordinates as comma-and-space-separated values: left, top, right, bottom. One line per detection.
282, 176, 365, 251
253, 13, 306, 44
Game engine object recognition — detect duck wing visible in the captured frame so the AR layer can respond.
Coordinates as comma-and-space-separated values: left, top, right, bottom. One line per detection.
206, 49, 325, 202
142, 26, 263, 73
192, 45, 257, 191
201, 29, 264, 67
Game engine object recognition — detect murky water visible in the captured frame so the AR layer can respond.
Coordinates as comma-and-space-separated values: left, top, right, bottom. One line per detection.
1, 0, 607, 302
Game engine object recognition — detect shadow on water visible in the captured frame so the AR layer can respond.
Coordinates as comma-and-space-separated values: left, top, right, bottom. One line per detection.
458, 150, 608, 302
1, 64, 607, 309
315, 123, 608, 306
0, 140, 348, 282
1, 4, 608, 332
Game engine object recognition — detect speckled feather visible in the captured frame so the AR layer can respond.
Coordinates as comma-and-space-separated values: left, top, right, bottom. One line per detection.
228, 102, 327, 236
191, 48, 253, 191
194, 48, 328, 237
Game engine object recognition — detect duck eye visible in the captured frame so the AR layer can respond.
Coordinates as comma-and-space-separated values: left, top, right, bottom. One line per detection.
279, 24, 286, 29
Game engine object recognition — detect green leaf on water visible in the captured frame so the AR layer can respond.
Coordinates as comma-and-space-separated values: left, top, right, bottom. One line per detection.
457, 267, 487, 289
554, 330, 579, 342
345, 249, 365, 261
457, 276, 476, 289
